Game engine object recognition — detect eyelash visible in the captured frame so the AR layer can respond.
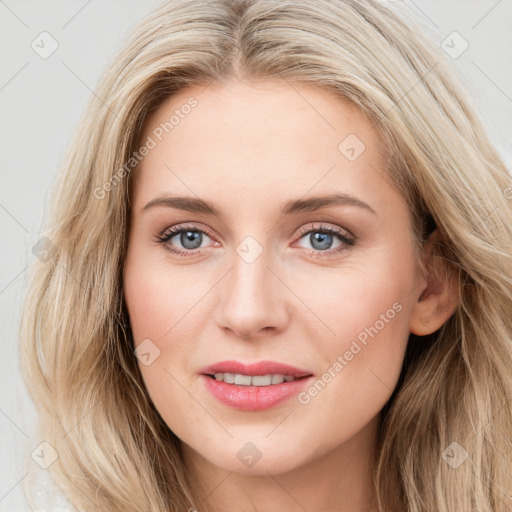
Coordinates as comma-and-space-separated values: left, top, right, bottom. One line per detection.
153, 222, 355, 258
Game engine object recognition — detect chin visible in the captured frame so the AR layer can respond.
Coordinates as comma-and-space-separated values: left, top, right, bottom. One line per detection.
195, 439, 310, 476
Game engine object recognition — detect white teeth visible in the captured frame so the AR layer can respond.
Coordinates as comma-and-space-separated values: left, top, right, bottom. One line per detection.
234, 374, 252, 386
212, 373, 298, 386
252, 375, 272, 386
223, 372, 235, 384
271, 374, 284, 384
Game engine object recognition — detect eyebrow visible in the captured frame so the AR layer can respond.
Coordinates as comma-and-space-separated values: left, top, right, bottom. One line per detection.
142, 193, 377, 217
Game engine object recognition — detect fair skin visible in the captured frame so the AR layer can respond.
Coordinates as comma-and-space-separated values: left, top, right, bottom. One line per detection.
123, 79, 458, 512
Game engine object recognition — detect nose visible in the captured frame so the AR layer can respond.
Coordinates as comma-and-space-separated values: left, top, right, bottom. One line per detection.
213, 246, 290, 341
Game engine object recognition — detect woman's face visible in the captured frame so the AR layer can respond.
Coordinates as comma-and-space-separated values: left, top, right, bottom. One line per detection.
124, 79, 426, 476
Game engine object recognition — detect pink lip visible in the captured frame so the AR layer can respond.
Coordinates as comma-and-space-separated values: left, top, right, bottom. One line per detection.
199, 360, 313, 378
199, 360, 314, 412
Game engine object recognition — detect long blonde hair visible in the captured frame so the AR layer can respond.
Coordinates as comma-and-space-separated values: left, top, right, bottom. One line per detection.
19, 1, 512, 511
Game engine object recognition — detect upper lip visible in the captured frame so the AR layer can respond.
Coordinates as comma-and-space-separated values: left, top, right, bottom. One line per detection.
199, 360, 314, 378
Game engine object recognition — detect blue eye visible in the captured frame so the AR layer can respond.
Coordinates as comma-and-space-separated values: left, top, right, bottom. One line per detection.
154, 223, 355, 258
154, 223, 214, 256
167, 229, 203, 250
294, 223, 355, 257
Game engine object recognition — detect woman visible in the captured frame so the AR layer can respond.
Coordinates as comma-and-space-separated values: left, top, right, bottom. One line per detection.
19, 0, 512, 511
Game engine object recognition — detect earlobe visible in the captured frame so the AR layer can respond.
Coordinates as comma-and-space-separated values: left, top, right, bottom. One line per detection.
409, 231, 460, 336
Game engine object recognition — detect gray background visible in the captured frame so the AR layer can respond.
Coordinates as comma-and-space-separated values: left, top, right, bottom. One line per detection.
1, 1, 511, 510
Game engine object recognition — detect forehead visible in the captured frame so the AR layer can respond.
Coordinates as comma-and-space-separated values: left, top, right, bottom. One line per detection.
131, 79, 389, 208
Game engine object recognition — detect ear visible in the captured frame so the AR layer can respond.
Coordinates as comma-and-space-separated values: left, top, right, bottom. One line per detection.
409, 230, 460, 336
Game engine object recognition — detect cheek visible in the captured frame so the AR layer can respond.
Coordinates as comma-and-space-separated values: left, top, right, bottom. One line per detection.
296, 255, 415, 426
317, 279, 409, 391
123, 252, 195, 424
296, 247, 414, 352
123, 246, 203, 344
123, 247, 212, 397
289, 291, 410, 457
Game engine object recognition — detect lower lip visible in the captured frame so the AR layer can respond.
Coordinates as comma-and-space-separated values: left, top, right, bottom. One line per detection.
201, 375, 313, 411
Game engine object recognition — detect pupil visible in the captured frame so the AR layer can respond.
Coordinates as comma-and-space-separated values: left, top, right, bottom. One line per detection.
311, 232, 332, 250
181, 231, 202, 249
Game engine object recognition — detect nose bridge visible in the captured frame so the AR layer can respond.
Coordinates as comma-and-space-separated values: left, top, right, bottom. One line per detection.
231, 241, 269, 302
214, 233, 288, 338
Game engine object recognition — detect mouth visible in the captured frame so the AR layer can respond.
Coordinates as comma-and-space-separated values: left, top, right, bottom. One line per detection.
199, 360, 314, 411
